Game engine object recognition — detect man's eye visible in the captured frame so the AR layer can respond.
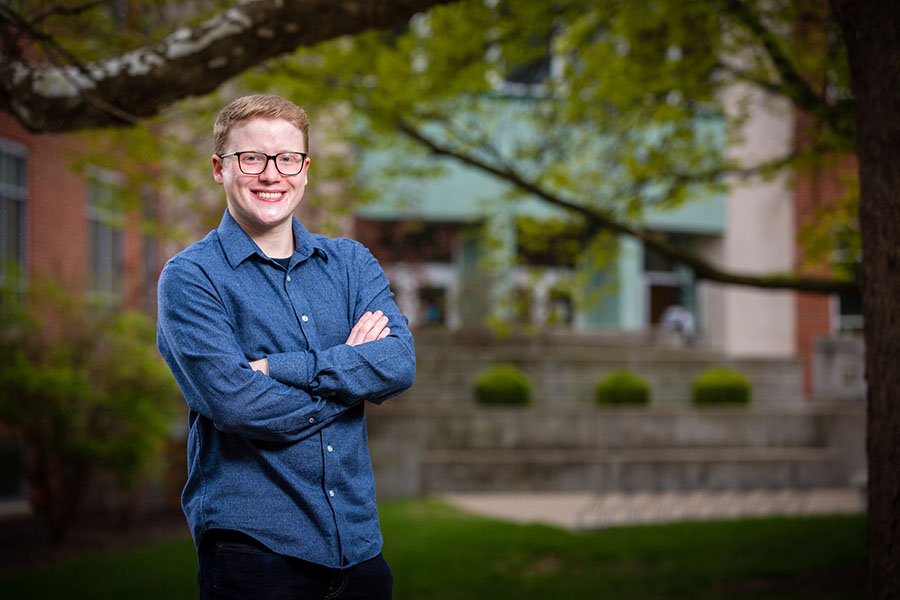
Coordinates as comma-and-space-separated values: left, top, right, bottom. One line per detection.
243, 155, 263, 163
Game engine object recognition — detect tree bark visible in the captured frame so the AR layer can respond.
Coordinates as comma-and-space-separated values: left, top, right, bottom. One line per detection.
0, 0, 451, 132
828, 1, 900, 597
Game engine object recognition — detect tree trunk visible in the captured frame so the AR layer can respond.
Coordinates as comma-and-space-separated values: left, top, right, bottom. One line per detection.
26, 417, 90, 544
828, 1, 900, 597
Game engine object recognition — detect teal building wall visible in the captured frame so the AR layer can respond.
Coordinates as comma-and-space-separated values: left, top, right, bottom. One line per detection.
357, 108, 726, 331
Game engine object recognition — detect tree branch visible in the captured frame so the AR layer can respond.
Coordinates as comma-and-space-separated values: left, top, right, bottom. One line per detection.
720, 0, 855, 140
27, 1, 115, 27
0, 0, 452, 132
397, 119, 858, 295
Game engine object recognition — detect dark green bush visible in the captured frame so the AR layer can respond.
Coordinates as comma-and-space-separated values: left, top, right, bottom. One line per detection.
595, 370, 651, 406
0, 277, 180, 541
474, 364, 532, 406
692, 367, 752, 405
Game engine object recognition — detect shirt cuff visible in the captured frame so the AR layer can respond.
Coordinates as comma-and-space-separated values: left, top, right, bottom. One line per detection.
266, 351, 314, 389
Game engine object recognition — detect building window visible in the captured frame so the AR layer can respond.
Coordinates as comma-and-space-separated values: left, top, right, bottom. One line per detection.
486, 22, 559, 97
516, 217, 588, 268
513, 285, 534, 324
0, 140, 27, 279
87, 175, 125, 299
355, 218, 465, 264
837, 289, 863, 333
141, 196, 161, 312
547, 288, 574, 326
0, 440, 26, 502
643, 232, 696, 326
418, 285, 447, 326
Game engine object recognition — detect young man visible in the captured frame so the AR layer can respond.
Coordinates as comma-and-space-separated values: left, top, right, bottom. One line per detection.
157, 94, 415, 599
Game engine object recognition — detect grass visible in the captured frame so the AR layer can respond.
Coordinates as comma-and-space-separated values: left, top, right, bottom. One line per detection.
0, 500, 865, 600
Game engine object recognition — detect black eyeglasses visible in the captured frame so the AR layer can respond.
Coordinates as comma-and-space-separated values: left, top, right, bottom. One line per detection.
218, 151, 308, 175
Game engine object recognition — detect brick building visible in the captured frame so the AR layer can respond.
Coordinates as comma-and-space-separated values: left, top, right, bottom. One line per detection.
0, 113, 161, 311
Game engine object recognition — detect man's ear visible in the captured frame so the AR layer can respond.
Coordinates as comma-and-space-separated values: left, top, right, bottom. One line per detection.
212, 154, 225, 184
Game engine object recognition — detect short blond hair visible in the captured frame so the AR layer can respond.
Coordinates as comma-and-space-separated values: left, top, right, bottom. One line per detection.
213, 94, 310, 155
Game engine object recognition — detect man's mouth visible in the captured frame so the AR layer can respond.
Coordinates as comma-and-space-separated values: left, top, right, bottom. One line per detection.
255, 191, 285, 201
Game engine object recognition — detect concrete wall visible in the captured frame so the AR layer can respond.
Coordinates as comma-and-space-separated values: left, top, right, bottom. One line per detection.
812, 336, 866, 401
702, 80, 797, 357
401, 330, 804, 407
367, 403, 865, 498
366, 332, 863, 498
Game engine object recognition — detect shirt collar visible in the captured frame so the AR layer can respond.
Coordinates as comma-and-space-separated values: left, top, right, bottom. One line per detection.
217, 209, 328, 269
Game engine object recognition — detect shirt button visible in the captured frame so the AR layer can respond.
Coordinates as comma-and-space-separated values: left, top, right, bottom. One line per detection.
301, 315, 309, 322
308, 417, 315, 424
329, 489, 335, 498
327, 445, 333, 453
286, 275, 292, 282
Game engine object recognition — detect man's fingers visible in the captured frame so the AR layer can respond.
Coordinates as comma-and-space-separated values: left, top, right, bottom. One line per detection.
345, 311, 372, 345
249, 357, 269, 375
345, 311, 390, 346
363, 314, 389, 343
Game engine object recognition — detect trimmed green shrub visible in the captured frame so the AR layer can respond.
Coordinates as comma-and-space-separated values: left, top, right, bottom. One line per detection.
595, 370, 651, 406
692, 367, 752, 405
474, 364, 532, 406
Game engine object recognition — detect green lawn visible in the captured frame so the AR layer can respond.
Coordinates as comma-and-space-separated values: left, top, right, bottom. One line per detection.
0, 500, 865, 600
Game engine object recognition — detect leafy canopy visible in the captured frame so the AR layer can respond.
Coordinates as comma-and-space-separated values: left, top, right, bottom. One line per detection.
248, 0, 856, 279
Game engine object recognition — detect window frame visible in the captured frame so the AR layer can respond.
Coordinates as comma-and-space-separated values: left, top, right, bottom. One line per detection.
85, 169, 127, 301
0, 138, 28, 281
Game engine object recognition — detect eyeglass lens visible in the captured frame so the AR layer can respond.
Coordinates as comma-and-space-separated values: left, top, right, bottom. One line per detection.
239, 152, 305, 175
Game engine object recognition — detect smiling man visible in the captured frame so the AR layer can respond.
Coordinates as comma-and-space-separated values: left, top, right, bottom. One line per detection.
157, 94, 415, 599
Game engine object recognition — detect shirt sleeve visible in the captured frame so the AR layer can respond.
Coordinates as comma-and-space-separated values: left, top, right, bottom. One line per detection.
265, 242, 415, 405
157, 257, 360, 443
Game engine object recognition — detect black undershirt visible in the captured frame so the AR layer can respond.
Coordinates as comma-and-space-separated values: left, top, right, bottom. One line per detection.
271, 256, 291, 269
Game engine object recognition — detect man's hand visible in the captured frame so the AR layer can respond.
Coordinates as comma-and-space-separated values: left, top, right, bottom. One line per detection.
345, 310, 390, 346
249, 311, 388, 374
249, 357, 269, 375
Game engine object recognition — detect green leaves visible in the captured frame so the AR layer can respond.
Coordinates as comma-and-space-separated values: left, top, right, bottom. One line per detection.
0, 276, 181, 536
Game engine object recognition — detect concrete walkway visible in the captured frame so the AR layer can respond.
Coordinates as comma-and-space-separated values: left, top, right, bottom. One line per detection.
444, 488, 865, 530
2, 489, 865, 529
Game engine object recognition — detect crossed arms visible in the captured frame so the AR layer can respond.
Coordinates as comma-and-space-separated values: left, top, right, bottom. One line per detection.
157, 248, 415, 444
249, 310, 391, 375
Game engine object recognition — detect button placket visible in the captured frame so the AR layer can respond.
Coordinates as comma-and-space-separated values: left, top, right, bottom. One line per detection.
284, 274, 320, 350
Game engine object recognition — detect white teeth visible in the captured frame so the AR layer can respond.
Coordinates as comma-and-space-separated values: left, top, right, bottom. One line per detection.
257, 192, 283, 199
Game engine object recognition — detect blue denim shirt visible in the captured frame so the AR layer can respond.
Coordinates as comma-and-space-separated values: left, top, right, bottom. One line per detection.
157, 210, 415, 568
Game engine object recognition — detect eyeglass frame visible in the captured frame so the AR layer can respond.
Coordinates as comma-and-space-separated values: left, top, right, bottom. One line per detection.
217, 151, 309, 176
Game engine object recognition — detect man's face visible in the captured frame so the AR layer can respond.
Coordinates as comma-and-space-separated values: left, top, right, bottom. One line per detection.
212, 117, 310, 236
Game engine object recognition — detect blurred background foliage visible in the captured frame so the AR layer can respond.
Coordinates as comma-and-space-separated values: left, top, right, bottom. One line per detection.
0, 273, 180, 541
16, 0, 857, 278
0, 0, 862, 539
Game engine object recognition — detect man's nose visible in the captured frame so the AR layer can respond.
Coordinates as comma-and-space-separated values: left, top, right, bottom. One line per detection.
259, 157, 283, 181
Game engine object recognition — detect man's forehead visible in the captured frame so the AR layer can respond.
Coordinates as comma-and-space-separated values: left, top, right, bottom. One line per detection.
227, 117, 306, 145
229, 117, 302, 133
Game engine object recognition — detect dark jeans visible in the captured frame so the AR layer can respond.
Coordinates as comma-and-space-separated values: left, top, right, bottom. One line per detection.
198, 529, 393, 600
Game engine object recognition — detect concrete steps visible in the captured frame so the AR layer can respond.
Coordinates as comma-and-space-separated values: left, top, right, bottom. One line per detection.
421, 446, 842, 493
366, 334, 862, 497
366, 404, 865, 498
